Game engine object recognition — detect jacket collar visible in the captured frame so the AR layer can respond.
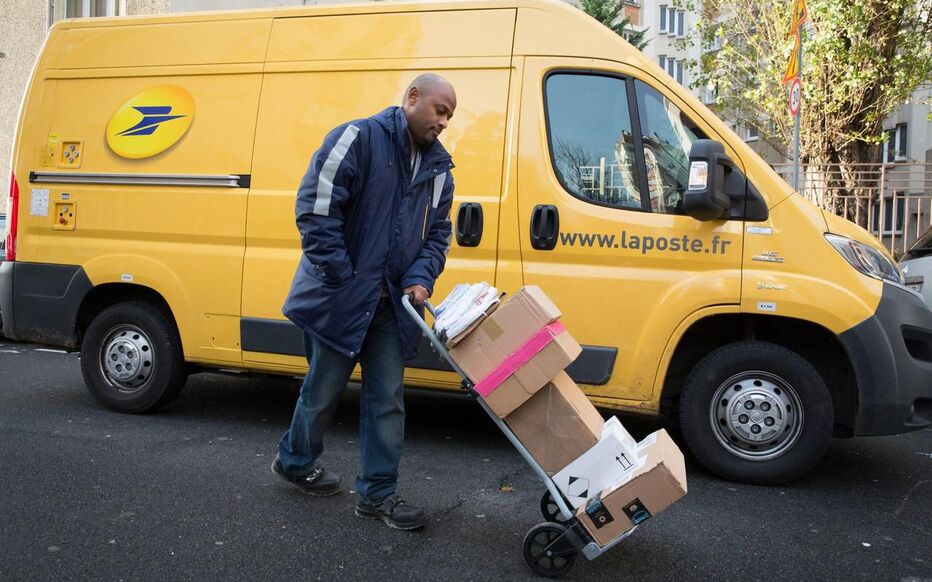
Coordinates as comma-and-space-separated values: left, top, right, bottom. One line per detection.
372, 106, 452, 168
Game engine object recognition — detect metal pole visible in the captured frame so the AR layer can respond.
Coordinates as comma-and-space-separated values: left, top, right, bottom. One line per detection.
792, 27, 803, 192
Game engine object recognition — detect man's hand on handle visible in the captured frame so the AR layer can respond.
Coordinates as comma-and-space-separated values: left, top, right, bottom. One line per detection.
404, 285, 430, 306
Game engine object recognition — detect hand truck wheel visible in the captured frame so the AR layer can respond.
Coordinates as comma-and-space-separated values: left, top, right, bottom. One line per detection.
540, 490, 572, 525
522, 522, 579, 578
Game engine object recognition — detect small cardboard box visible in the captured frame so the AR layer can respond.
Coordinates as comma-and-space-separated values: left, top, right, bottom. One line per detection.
449, 286, 562, 381
552, 416, 641, 508
577, 429, 687, 546
505, 371, 604, 474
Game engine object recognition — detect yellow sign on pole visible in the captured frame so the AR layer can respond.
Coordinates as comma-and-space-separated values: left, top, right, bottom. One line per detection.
789, 0, 808, 34
782, 32, 800, 84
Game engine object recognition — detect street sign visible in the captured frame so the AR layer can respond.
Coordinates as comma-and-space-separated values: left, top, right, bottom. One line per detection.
782, 32, 800, 83
789, 77, 802, 116
789, 0, 808, 34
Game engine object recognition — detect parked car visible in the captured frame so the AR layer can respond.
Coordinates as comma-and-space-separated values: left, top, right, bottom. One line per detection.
900, 226, 932, 307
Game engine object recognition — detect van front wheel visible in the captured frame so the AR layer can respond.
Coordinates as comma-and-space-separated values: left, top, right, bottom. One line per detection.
80, 302, 187, 413
678, 341, 833, 484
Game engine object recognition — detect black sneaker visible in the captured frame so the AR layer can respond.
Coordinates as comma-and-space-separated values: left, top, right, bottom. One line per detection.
271, 457, 342, 496
354, 494, 426, 531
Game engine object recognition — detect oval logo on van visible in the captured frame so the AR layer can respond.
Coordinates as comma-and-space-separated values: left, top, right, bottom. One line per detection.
106, 85, 195, 159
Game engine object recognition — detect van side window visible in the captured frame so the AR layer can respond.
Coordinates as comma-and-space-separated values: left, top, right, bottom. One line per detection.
545, 74, 643, 210
634, 80, 707, 215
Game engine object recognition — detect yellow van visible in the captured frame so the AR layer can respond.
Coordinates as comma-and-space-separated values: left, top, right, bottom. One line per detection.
2, 0, 931, 484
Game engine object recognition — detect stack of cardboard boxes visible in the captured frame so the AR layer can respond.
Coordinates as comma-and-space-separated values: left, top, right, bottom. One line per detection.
441, 285, 687, 543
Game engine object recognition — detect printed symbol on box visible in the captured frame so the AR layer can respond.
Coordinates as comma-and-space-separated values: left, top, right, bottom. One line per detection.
623, 498, 652, 525
585, 500, 615, 529
616, 452, 634, 470
567, 476, 590, 499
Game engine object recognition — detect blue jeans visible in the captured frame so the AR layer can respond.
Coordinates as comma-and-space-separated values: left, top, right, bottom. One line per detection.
277, 297, 406, 504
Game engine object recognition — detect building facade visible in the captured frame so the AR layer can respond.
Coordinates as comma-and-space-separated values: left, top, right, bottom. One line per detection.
637, 0, 704, 100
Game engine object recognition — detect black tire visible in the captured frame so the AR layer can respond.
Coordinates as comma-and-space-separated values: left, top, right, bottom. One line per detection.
522, 522, 578, 578
678, 341, 833, 484
80, 301, 187, 413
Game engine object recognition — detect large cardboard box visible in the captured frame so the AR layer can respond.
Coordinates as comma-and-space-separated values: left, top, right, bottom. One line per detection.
552, 416, 641, 508
450, 286, 582, 418
577, 429, 687, 546
476, 325, 581, 417
505, 371, 604, 474
450, 286, 562, 379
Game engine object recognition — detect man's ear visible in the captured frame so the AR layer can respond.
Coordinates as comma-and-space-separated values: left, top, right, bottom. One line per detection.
406, 86, 419, 107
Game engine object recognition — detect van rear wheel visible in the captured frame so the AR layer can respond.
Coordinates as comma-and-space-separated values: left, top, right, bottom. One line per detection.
678, 341, 833, 484
80, 302, 187, 413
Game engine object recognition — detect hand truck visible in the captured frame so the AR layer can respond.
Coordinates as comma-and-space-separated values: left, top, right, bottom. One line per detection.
402, 294, 637, 578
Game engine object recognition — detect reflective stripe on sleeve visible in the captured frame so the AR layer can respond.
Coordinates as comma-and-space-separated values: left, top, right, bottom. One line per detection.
314, 124, 360, 216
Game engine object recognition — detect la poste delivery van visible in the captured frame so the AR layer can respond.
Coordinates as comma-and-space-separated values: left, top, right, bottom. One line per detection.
2, 0, 931, 484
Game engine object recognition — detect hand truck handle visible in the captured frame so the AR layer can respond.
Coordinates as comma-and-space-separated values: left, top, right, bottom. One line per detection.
401, 293, 471, 389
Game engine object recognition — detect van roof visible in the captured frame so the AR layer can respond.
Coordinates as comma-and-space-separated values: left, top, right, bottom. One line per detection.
57, 0, 579, 25
48, 0, 656, 75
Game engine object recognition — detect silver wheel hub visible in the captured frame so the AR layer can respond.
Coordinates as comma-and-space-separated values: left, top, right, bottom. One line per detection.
710, 372, 804, 461
99, 326, 154, 393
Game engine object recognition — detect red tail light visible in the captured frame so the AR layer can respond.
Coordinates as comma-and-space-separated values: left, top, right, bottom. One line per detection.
6, 172, 18, 261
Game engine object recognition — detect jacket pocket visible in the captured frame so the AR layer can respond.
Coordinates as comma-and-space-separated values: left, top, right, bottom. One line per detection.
303, 259, 355, 288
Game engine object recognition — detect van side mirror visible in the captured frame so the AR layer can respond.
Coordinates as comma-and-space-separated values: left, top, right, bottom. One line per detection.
684, 140, 733, 221
684, 139, 769, 222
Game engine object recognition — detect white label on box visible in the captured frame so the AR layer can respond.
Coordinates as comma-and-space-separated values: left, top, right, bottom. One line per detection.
30, 189, 49, 216
637, 432, 658, 450
554, 416, 641, 509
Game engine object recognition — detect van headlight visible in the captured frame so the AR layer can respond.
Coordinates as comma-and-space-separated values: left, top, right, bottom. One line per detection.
825, 234, 904, 285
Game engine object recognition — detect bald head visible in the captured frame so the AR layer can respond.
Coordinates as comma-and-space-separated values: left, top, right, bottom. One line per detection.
404, 73, 455, 101
402, 73, 457, 149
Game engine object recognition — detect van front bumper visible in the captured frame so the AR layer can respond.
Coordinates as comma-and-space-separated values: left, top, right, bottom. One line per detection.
839, 282, 932, 435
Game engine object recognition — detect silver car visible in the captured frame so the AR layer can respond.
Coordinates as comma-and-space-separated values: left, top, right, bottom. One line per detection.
900, 227, 932, 307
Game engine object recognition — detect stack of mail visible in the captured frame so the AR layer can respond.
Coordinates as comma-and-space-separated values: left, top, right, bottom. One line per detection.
433, 282, 501, 345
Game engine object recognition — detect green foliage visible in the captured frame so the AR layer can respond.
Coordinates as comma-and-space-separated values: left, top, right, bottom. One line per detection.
582, 0, 650, 50
687, 0, 932, 166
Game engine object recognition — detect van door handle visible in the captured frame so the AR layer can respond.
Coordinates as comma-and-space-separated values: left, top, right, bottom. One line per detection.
530, 205, 559, 250
455, 203, 483, 247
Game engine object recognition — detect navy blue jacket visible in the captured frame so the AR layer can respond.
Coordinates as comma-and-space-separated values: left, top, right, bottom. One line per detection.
282, 106, 455, 360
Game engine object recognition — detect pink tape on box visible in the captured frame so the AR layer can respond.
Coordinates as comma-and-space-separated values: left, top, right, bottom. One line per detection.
474, 321, 567, 397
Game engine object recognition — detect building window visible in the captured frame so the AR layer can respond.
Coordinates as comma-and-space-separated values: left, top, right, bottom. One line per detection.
658, 55, 667, 70
884, 124, 908, 163
676, 61, 684, 85
659, 5, 668, 34
745, 125, 760, 142
677, 10, 686, 37
704, 84, 718, 104
871, 196, 905, 235
66, 0, 123, 18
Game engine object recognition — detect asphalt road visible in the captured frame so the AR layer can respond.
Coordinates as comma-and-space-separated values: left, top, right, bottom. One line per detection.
1, 340, 930, 581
